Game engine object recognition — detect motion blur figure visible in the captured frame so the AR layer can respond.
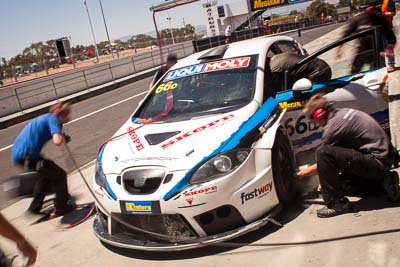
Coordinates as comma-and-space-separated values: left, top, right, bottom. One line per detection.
11, 102, 75, 217
338, 1, 396, 73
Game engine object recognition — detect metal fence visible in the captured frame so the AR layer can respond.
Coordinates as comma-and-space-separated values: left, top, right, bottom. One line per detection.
0, 42, 194, 117
0, 18, 333, 118
193, 18, 328, 53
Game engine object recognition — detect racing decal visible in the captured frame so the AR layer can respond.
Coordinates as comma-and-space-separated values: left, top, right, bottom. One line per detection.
278, 100, 307, 111
126, 126, 144, 151
120, 157, 179, 163
284, 115, 319, 136
203, 57, 250, 72
94, 189, 104, 199
164, 57, 250, 81
155, 81, 178, 94
161, 114, 235, 149
250, 0, 288, 12
183, 186, 217, 197
120, 200, 161, 214
292, 131, 322, 147
240, 181, 273, 204
177, 203, 206, 209
186, 198, 194, 205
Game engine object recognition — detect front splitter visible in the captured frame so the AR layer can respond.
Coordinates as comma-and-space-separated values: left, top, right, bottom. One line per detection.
93, 204, 282, 251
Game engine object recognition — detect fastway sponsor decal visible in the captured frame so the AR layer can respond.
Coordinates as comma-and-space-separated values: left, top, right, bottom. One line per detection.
127, 126, 144, 151
240, 182, 273, 204
164, 57, 250, 81
161, 114, 235, 149
183, 186, 217, 197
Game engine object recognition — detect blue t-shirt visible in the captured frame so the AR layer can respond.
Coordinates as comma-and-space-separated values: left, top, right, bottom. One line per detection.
12, 113, 62, 162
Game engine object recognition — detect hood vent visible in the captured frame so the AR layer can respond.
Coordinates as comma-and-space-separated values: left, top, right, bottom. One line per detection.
197, 45, 228, 61
145, 131, 180, 145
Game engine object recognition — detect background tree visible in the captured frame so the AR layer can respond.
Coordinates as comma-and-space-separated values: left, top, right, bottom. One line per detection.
135, 34, 156, 48
306, 0, 338, 18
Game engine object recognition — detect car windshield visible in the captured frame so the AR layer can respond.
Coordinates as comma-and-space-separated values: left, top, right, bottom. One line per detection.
134, 55, 258, 122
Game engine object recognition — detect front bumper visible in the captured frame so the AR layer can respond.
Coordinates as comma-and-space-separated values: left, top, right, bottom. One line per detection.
93, 204, 282, 251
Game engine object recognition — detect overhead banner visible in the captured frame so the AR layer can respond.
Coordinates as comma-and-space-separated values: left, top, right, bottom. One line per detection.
249, 0, 307, 11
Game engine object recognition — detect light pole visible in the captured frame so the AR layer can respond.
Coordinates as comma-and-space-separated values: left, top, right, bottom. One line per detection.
99, 0, 115, 58
166, 11, 175, 44
84, 0, 100, 63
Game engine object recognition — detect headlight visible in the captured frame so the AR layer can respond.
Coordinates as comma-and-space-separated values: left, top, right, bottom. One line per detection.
190, 149, 250, 184
95, 161, 106, 188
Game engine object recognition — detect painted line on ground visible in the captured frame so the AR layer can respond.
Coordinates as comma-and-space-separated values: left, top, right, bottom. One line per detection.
0, 91, 147, 152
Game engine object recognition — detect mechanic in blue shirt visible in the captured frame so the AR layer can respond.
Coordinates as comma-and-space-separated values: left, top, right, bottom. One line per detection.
297, 93, 400, 218
11, 102, 75, 217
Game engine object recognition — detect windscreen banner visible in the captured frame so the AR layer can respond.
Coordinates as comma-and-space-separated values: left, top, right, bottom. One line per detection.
249, 0, 308, 11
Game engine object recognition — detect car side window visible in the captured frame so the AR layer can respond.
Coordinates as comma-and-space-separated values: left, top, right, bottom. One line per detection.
264, 41, 302, 100
311, 31, 383, 80
282, 29, 384, 90
275, 41, 302, 55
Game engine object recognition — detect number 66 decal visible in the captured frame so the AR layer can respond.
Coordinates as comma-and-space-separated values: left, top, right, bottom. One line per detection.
284, 115, 319, 136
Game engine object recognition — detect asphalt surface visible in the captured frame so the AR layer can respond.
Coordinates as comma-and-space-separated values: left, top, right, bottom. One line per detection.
0, 23, 345, 184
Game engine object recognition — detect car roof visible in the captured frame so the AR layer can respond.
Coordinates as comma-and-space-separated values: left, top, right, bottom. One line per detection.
171, 35, 295, 70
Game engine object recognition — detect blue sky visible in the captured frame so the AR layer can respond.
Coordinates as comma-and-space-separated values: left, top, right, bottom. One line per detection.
0, 0, 332, 60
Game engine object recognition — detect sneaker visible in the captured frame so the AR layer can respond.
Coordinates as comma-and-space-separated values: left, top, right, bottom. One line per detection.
387, 65, 396, 72
49, 203, 76, 219
383, 171, 400, 202
317, 198, 352, 218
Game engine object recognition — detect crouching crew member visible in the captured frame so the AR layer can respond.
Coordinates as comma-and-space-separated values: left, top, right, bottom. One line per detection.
297, 93, 400, 218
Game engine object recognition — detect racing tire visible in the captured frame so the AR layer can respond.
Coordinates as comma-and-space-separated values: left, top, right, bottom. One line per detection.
271, 129, 297, 204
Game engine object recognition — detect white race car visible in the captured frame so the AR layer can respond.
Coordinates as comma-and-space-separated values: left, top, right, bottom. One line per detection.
93, 28, 389, 251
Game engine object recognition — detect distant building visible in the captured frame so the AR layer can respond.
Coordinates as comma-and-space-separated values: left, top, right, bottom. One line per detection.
202, 0, 253, 37
337, 6, 351, 22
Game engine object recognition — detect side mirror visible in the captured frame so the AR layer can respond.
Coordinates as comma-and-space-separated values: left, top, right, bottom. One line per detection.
293, 78, 312, 92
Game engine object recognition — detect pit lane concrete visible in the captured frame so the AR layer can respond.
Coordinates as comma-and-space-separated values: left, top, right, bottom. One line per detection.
1, 20, 400, 266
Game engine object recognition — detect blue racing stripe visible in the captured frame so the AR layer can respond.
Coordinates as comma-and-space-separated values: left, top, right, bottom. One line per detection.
163, 95, 293, 201
162, 70, 383, 201
97, 144, 117, 201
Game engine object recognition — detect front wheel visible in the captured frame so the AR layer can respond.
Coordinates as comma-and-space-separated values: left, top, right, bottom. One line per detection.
271, 129, 297, 204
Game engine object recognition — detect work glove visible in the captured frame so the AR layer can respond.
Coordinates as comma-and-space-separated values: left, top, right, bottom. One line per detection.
62, 132, 71, 143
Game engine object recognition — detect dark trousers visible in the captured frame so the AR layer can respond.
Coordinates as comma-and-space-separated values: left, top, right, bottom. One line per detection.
316, 144, 388, 204
351, 48, 374, 73
17, 158, 69, 212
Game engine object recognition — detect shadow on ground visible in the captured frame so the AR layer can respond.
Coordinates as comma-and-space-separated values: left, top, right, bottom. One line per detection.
100, 182, 400, 261
100, 198, 312, 260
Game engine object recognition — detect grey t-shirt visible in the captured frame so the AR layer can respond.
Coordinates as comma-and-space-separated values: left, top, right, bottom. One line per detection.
322, 108, 393, 168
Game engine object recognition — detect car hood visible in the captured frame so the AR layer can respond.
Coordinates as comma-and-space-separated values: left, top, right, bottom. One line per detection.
100, 102, 259, 174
